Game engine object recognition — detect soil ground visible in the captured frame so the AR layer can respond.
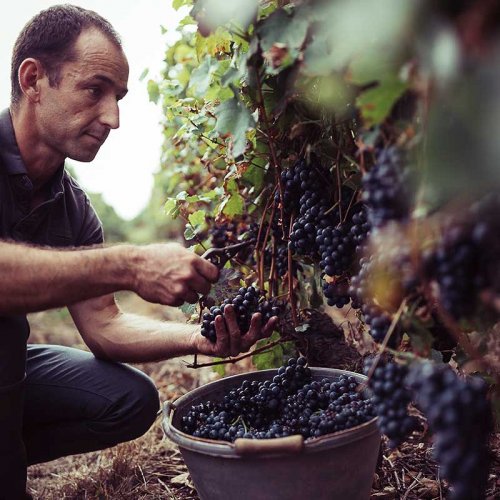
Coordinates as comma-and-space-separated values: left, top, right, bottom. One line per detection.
25, 293, 500, 499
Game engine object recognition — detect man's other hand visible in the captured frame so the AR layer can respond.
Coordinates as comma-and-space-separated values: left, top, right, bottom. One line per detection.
131, 243, 219, 306
192, 305, 278, 358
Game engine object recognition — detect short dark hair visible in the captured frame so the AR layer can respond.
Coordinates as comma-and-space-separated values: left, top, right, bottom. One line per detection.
10, 4, 122, 106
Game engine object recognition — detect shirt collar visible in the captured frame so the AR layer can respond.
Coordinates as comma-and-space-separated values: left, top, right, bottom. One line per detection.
0, 107, 66, 196
0, 108, 27, 175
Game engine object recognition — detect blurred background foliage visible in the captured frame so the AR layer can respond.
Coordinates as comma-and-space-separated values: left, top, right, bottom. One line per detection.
148, 0, 500, 240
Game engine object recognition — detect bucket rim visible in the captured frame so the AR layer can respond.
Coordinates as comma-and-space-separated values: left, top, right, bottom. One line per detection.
162, 366, 379, 458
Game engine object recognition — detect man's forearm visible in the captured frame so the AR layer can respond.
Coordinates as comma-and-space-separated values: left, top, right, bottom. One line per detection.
84, 312, 200, 362
0, 240, 135, 314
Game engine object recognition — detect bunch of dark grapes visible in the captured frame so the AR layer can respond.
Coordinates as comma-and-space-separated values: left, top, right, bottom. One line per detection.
362, 146, 415, 228
407, 363, 493, 500
350, 205, 371, 253
278, 158, 306, 215
364, 357, 418, 448
317, 204, 370, 278
317, 224, 354, 277
283, 158, 336, 258
289, 194, 332, 257
349, 257, 401, 346
323, 279, 350, 308
208, 220, 239, 248
200, 286, 281, 343
424, 192, 500, 320
275, 244, 294, 278
181, 357, 376, 441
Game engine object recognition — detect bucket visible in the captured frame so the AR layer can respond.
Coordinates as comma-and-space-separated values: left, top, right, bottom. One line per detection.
162, 367, 380, 500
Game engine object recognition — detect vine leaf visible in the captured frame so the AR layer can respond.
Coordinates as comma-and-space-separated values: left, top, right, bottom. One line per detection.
356, 77, 408, 127
252, 332, 283, 369
164, 198, 180, 218
211, 358, 226, 376
214, 97, 255, 157
184, 224, 203, 241
407, 317, 435, 357
189, 56, 219, 97
188, 209, 206, 227
256, 8, 308, 54
191, 0, 258, 37
147, 80, 160, 104
180, 302, 198, 316
220, 192, 244, 216
205, 268, 243, 306
172, 0, 192, 11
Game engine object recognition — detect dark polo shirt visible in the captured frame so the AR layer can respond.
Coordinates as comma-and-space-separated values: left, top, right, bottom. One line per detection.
0, 107, 104, 345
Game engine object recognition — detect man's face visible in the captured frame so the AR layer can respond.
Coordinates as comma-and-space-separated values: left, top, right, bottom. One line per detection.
36, 28, 129, 162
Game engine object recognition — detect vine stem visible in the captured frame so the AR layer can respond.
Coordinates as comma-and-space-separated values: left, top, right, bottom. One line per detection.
185, 337, 290, 369
287, 213, 299, 327
255, 67, 286, 234
362, 298, 407, 388
256, 187, 276, 290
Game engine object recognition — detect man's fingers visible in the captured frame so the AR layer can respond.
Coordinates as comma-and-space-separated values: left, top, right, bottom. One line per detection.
223, 305, 242, 357
194, 256, 220, 283
214, 314, 230, 357
240, 313, 263, 351
188, 273, 213, 296
262, 316, 279, 337
184, 287, 200, 304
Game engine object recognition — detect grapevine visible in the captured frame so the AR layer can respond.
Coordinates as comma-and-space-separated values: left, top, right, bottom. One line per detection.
153, 0, 500, 497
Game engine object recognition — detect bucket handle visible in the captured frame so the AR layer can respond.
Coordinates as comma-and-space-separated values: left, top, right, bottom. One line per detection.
162, 400, 175, 427
234, 434, 304, 456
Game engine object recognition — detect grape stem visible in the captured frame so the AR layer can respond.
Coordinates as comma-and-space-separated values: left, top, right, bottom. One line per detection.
185, 337, 291, 369
362, 298, 407, 388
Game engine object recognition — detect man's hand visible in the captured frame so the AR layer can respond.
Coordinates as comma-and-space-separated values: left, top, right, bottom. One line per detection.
130, 243, 219, 306
192, 304, 278, 358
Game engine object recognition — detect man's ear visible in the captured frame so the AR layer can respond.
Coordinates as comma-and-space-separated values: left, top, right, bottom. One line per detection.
18, 58, 45, 103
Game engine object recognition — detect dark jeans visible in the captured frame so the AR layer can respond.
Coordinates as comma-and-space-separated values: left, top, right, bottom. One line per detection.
0, 341, 160, 499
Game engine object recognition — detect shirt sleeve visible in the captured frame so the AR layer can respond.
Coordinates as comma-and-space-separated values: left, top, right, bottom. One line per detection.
76, 195, 104, 246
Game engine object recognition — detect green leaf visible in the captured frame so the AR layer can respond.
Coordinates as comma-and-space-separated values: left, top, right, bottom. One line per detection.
173, 0, 192, 10
242, 163, 266, 190
407, 318, 435, 357
184, 224, 201, 241
139, 68, 149, 81
192, 0, 257, 34
220, 192, 244, 216
180, 302, 198, 316
189, 57, 219, 97
179, 15, 197, 27
147, 80, 160, 104
188, 210, 206, 227
356, 78, 408, 127
214, 97, 255, 157
253, 338, 283, 370
257, 8, 309, 53
212, 360, 226, 377
164, 198, 179, 217
221, 66, 242, 87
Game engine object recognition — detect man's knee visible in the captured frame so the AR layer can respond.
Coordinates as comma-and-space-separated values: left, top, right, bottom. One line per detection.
96, 365, 160, 445
122, 367, 160, 439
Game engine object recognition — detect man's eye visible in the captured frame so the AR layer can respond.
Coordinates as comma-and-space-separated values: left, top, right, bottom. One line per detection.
88, 87, 102, 98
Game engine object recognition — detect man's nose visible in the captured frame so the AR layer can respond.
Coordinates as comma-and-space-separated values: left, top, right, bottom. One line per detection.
100, 96, 120, 130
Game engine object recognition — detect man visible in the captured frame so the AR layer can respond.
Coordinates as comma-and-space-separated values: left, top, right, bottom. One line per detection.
0, 5, 276, 498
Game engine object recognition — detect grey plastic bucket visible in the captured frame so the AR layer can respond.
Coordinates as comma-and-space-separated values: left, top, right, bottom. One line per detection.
162, 367, 380, 500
